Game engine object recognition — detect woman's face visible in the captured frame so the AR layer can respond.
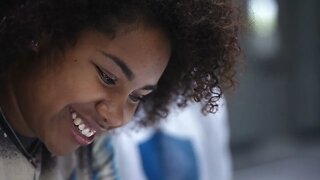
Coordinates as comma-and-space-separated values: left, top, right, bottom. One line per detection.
11, 25, 171, 155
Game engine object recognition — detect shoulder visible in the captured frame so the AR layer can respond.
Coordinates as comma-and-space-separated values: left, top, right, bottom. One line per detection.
0, 132, 37, 180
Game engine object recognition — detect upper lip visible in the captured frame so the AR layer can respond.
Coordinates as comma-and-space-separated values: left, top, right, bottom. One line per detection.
70, 107, 107, 135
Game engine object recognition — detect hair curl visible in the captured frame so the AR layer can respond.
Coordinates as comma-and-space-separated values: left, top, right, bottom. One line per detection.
0, 0, 241, 126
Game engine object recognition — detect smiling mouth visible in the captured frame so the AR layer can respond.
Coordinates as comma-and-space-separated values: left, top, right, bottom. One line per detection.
69, 108, 97, 145
71, 111, 96, 137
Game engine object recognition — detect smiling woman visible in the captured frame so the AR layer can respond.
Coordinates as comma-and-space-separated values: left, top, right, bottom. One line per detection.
7, 27, 170, 155
0, 0, 241, 179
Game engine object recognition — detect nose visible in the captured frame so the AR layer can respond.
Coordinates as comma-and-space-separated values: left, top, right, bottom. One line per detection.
95, 100, 126, 129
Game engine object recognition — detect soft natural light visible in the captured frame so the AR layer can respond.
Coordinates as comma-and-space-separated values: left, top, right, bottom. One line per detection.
248, 0, 278, 36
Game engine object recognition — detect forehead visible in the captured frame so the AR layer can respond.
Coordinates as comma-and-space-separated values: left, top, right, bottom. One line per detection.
76, 25, 171, 83
110, 26, 170, 73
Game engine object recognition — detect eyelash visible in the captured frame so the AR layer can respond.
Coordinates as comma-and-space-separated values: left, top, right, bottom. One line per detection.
95, 64, 145, 103
129, 93, 145, 103
95, 65, 116, 85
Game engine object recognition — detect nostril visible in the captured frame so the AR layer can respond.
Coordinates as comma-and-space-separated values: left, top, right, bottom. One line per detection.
102, 118, 109, 126
95, 101, 124, 129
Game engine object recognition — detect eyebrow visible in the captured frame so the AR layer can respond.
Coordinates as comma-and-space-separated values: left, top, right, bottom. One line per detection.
99, 50, 134, 81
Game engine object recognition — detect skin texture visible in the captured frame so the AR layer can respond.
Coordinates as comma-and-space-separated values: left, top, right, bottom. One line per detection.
0, 0, 241, 127
1, 24, 171, 155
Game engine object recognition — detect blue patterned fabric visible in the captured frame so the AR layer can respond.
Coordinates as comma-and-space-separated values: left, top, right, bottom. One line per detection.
67, 135, 119, 180
91, 135, 120, 180
139, 130, 199, 180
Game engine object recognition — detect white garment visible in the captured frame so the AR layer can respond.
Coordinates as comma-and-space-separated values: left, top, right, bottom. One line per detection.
112, 99, 232, 180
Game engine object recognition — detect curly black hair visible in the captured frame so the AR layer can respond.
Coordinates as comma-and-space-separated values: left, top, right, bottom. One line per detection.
0, 0, 241, 126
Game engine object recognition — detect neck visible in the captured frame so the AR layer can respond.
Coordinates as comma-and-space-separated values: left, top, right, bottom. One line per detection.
0, 76, 35, 137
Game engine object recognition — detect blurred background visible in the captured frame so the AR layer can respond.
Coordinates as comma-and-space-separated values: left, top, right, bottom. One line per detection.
227, 0, 320, 179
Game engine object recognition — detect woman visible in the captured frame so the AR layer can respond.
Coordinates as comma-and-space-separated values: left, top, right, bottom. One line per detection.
0, 0, 240, 179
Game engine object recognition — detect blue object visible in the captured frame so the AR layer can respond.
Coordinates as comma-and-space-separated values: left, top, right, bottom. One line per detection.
139, 130, 199, 180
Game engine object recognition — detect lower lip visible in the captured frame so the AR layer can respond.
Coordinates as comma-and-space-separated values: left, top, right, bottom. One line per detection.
70, 116, 95, 146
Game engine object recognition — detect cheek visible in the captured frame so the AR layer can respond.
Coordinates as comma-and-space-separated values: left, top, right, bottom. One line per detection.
20, 61, 101, 125
49, 60, 106, 104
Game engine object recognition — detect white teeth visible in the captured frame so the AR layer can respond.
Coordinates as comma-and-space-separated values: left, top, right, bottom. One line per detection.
86, 131, 94, 137
72, 112, 77, 120
82, 128, 90, 136
78, 124, 85, 131
71, 110, 96, 138
74, 118, 82, 126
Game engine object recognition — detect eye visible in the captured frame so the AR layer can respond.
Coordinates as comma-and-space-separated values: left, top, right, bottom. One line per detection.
129, 93, 145, 103
94, 65, 117, 86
